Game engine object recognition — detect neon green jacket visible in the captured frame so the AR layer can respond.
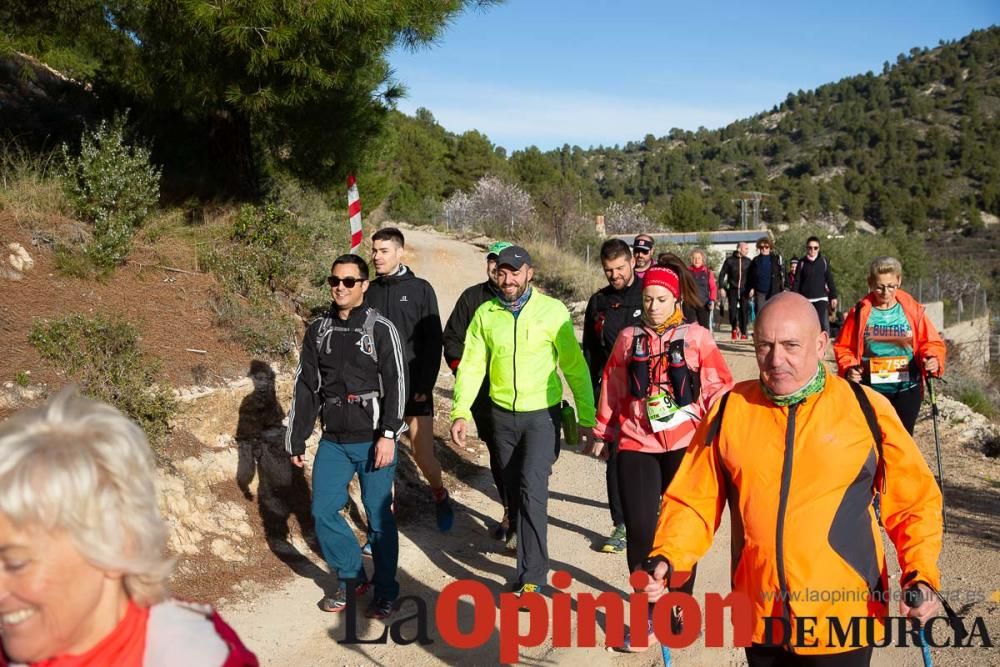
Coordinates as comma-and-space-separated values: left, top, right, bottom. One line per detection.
451, 290, 596, 426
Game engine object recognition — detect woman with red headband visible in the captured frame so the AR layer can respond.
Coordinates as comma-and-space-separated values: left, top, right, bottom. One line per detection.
588, 264, 734, 652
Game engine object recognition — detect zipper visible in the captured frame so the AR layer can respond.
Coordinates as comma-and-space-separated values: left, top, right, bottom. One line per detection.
511, 311, 518, 412
775, 401, 799, 650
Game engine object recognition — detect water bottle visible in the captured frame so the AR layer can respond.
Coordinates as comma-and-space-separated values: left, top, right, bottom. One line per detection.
560, 400, 579, 446
667, 340, 694, 406
628, 334, 650, 398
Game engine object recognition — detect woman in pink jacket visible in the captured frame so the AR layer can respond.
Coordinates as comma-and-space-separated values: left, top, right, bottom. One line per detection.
589, 264, 733, 650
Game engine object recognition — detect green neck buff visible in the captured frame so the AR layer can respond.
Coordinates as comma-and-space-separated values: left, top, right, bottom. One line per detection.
762, 362, 827, 406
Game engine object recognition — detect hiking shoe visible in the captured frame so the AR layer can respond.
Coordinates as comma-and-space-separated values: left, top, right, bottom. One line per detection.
616, 617, 656, 653
504, 529, 518, 553
514, 583, 544, 611
365, 596, 396, 620
361, 541, 372, 557
601, 524, 627, 554
435, 490, 455, 532
318, 581, 370, 613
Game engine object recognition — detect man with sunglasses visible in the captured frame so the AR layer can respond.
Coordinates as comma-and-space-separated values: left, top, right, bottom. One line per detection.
286, 254, 407, 620
632, 234, 655, 281
744, 237, 785, 323
794, 236, 838, 334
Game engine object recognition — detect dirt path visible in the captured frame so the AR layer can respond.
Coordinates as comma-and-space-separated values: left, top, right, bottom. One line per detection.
220, 229, 946, 666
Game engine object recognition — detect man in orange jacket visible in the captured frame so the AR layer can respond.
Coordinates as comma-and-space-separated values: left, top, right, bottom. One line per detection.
640, 293, 944, 666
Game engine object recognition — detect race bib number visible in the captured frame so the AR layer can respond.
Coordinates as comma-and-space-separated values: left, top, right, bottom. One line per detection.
869, 356, 910, 384
646, 392, 695, 433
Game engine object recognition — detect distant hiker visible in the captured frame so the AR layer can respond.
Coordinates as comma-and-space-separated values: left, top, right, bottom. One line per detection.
794, 236, 838, 334
286, 254, 407, 619
787, 256, 800, 291
582, 238, 644, 554
687, 248, 717, 329
586, 265, 733, 651
450, 245, 596, 599
639, 292, 944, 666
718, 242, 752, 340
0, 391, 258, 666
656, 252, 705, 325
834, 256, 946, 434
366, 227, 454, 532
442, 241, 513, 544
632, 234, 655, 281
744, 236, 785, 319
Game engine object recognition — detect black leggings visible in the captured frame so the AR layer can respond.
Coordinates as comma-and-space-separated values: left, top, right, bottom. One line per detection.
877, 384, 922, 435
617, 449, 696, 594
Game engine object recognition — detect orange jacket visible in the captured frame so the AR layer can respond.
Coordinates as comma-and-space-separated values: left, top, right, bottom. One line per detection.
833, 289, 946, 382
650, 374, 943, 655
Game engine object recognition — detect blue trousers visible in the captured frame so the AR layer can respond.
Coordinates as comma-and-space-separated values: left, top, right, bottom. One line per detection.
312, 439, 399, 600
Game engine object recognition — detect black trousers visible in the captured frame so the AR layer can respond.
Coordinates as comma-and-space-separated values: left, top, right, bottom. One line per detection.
491, 403, 561, 587
811, 300, 831, 335
728, 291, 749, 333
617, 449, 695, 593
876, 383, 923, 435
606, 440, 625, 526
470, 385, 505, 509
745, 645, 873, 667
691, 305, 712, 329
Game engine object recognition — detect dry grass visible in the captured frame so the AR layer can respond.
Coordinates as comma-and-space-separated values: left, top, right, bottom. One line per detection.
521, 239, 606, 304
0, 144, 70, 225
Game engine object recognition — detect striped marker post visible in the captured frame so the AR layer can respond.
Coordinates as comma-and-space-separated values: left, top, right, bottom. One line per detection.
347, 174, 363, 254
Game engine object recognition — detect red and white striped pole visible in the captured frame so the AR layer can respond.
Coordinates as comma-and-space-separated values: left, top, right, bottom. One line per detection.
347, 173, 363, 254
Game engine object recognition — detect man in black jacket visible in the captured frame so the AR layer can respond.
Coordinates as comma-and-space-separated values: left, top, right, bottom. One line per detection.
442, 241, 512, 545
718, 242, 751, 340
794, 235, 839, 334
582, 238, 643, 554
286, 254, 407, 620
366, 227, 453, 532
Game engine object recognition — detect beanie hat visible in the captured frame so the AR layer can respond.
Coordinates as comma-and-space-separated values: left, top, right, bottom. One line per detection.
642, 266, 680, 298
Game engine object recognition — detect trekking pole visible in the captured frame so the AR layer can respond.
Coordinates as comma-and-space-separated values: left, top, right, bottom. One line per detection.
643, 559, 672, 667
904, 588, 933, 667
926, 376, 949, 533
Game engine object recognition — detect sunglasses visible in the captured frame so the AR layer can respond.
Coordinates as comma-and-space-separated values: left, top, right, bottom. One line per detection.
634, 248, 651, 254
807, 245, 820, 250
327, 276, 364, 288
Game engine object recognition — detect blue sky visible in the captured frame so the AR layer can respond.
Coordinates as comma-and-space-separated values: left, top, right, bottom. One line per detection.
388, 0, 998, 151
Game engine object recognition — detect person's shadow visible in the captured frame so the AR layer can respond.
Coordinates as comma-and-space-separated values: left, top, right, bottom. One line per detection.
235, 360, 326, 581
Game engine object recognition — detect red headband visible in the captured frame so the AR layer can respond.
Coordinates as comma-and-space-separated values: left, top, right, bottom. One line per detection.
642, 266, 680, 298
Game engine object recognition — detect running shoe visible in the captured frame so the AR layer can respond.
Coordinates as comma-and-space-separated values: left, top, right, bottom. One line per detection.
601, 523, 627, 554
504, 529, 518, 553
513, 583, 544, 611
616, 616, 657, 653
318, 581, 370, 613
365, 596, 396, 620
492, 515, 509, 541
435, 490, 455, 532
731, 329, 740, 341
361, 541, 372, 556
740, 333, 749, 340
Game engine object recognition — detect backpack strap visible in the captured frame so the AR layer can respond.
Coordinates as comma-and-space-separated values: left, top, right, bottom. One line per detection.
848, 381, 884, 492
703, 391, 731, 446
362, 308, 380, 365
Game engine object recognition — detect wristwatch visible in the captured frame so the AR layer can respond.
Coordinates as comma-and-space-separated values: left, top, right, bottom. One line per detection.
381, 429, 396, 440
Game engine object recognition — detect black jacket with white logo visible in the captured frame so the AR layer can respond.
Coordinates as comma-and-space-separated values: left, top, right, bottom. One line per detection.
365, 265, 443, 398
285, 305, 407, 455
582, 278, 644, 391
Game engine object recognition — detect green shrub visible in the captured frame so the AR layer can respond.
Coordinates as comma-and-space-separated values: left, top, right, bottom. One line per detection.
958, 387, 998, 419
208, 290, 297, 357
61, 115, 161, 268
14, 371, 30, 387
29, 314, 177, 444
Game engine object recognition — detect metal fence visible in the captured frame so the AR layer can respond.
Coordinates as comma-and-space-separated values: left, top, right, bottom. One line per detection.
915, 276, 992, 328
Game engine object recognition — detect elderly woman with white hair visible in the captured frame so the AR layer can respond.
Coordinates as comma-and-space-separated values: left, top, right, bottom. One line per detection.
0, 391, 257, 667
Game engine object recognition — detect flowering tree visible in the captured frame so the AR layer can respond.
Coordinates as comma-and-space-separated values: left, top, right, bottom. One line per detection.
603, 201, 652, 234
443, 175, 534, 236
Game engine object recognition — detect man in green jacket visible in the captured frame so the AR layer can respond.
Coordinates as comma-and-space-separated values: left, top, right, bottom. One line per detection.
450, 245, 596, 597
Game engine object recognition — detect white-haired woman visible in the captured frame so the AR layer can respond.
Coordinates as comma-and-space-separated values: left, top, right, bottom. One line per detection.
0, 391, 257, 667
